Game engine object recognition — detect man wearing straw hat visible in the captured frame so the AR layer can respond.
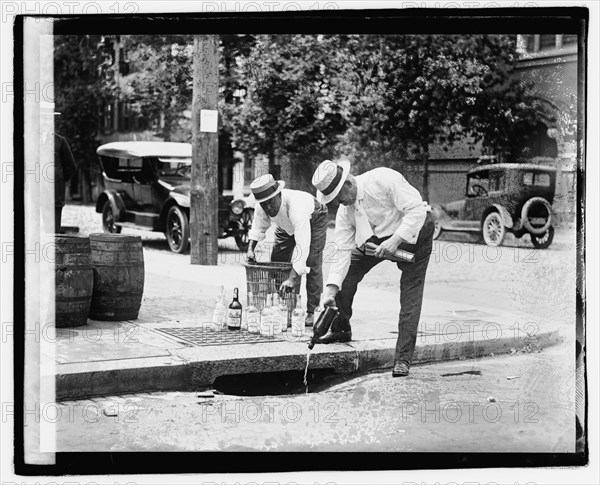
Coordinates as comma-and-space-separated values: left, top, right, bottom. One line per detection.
247, 174, 329, 327
312, 160, 434, 377
40, 102, 77, 233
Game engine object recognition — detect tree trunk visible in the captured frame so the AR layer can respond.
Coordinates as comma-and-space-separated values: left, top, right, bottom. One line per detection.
190, 35, 219, 265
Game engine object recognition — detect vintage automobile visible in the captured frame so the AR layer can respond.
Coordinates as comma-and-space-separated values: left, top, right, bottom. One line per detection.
431, 163, 556, 249
95, 141, 254, 253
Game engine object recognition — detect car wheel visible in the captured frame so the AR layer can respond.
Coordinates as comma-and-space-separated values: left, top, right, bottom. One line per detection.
102, 201, 122, 234
166, 205, 190, 254
482, 211, 506, 247
530, 226, 554, 249
235, 208, 254, 252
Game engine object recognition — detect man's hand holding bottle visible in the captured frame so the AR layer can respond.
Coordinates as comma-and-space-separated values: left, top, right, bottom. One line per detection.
320, 284, 338, 308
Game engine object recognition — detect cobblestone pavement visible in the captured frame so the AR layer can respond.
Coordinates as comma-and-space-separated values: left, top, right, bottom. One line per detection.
63, 203, 578, 327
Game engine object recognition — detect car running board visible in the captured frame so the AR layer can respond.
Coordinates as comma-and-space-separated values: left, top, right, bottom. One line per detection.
115, 222, 155, 231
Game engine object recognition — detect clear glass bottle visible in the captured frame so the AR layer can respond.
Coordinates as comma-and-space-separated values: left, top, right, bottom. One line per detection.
291, 295, 305, 338
278, 294, 289, 332
272, 292, 283, 335
227, 287, 242, 330
260, 294, 274, 337
211, 285, 227, 331
246, 292, 260, 334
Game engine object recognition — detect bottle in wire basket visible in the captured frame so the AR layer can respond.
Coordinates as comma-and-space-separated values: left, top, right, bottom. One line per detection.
246, 292, 260, 334
260, 294, 274, 337
291, 295, 305, 338
227, 287, 242, 330
277, 295, 289, 332
271, 292, 283, 335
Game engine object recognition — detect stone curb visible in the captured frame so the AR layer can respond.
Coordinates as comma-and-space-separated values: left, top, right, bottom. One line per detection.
55, 329, 562, 400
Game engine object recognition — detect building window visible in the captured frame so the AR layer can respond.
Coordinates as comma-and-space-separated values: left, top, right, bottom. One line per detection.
519, 34, 577, 54
523, 34, 536, 52
539, 34, 557, 51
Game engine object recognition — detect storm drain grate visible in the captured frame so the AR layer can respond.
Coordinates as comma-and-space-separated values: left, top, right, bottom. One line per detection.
155, 327, 286, 346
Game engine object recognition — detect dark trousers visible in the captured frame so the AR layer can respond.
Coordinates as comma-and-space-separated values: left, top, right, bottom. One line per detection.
335, 212, 435, 363
271, 200, 329, 314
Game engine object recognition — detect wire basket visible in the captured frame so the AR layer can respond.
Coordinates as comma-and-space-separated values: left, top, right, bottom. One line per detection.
244, 261, 301, 326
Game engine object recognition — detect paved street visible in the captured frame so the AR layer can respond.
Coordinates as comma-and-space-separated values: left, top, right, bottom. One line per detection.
54, 341, 573, 452
54, 204, 578, 453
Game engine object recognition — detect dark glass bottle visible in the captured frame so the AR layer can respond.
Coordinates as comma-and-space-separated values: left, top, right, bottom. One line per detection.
227, 287, 242, 330
308, 306, 339, 350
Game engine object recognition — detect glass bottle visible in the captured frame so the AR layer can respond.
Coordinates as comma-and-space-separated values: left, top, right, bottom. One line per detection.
227, 287, 242, 330
260, 294, 274, 337
211, 285, 226, 331
246, 292, 260, 334
308, 306, 339, 350
278, 294, 289, 332
291, 295, 305, 338
271, 292, 282, 335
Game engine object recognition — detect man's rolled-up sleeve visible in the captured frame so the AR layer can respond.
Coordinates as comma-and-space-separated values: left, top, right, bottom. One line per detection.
388, 172, 428, 244
247, 205, 271, 242
326, 207, 356, 288
289, 206, 312, 276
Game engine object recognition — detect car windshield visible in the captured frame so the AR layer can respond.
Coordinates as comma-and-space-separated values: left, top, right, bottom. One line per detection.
157, 157, 192, 178
466, 172, 489, 197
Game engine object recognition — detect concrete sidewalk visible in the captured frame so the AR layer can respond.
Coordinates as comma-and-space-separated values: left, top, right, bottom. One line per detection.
53, 245, 563, 400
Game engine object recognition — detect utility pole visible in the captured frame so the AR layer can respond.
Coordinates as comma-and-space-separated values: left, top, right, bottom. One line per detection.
191, 35, 219, 265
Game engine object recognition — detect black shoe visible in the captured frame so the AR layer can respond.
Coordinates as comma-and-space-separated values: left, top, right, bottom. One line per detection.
317, 329, 352, 344
305, 312, 314, 327
392, 361, 410, 377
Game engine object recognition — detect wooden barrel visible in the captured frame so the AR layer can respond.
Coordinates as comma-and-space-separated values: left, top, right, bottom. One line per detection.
89, 234, 145, 321
55, 235, 93, 328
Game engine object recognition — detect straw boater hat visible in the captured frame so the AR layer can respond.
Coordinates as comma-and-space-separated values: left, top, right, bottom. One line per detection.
312, 159, 351, 204
250, 174, 286, 203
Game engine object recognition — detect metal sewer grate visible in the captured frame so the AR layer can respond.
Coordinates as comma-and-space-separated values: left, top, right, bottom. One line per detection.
155, 327, 287, 346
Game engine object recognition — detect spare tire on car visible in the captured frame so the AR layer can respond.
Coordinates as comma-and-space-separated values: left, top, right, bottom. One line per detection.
521, 197, 552, 235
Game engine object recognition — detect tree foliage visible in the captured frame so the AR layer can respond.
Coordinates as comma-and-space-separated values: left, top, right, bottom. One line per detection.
228, 34, 351, 186
53, 33, 542, 200
53, 35, 116, 201
337, 35, 541, 196
121, 35, 194, 141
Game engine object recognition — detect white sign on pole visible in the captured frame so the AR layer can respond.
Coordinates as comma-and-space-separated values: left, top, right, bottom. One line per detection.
200, 109, 218, 133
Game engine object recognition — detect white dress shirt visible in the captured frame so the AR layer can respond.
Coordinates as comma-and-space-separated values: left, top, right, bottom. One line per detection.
248, 189, 317, 276
327, 167, 431, 288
